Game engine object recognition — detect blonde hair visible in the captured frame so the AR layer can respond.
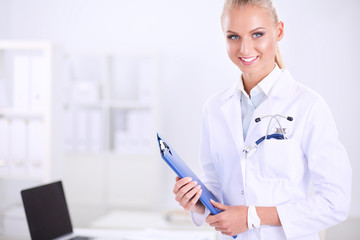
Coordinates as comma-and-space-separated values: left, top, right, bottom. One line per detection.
221, 0, 286, 69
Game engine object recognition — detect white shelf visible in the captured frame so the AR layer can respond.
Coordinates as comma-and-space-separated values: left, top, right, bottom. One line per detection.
0, 40, 52, 50
0, 173, 43, 181
0, 108, 44, 119
64, 152, 156, 161
63, 100, 152, 110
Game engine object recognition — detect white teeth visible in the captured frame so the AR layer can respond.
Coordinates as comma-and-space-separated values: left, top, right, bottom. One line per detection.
241, 56, 257, 62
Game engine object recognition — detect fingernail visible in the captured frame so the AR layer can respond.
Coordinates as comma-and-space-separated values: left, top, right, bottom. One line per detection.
187, 177, 192, 182
196, 185, 201, 189
194, 181, 198, 185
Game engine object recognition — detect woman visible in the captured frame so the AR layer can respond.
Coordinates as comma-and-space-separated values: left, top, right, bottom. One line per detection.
173, 0, 352, 239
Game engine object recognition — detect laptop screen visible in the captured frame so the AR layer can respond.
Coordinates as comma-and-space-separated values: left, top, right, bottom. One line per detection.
21, 181, 73, 240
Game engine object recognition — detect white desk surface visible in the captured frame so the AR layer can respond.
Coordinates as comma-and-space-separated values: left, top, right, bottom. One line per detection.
90, 210, 214, 231
76, 228, 216, 240
0, 228, 216, 240
0, 209, 216, 240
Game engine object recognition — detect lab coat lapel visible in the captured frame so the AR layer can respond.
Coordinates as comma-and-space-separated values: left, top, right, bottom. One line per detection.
221, 91, 244, 154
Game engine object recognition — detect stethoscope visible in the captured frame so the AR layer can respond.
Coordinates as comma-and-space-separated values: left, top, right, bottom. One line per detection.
243, 114, 293, 158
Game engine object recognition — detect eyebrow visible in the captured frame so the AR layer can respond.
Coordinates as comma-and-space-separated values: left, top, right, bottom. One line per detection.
250, 27, 266, 32
226, 27, 267, 35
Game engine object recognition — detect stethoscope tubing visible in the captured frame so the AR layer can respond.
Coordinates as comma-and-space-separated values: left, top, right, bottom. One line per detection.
255, 133, 285, 145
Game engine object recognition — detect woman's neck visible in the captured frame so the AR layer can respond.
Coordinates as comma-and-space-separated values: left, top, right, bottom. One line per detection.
242, 64, 276, 96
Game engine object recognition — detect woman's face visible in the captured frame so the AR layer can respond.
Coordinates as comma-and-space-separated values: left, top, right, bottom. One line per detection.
222, 5, 283, 77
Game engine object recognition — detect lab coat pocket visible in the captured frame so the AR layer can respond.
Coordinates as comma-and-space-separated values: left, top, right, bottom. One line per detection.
258, 138, 298, 180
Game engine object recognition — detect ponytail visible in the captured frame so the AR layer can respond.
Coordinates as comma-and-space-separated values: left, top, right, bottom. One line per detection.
275, 44, 286, 69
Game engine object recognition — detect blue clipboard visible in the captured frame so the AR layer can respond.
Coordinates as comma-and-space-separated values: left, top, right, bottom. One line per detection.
157, 133, 237, 239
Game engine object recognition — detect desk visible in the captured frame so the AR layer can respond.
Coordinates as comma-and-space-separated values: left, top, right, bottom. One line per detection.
75, 228, 216, 240
0, 210, 216, 240
89, 210, 214, 231
0, 228, 216, 240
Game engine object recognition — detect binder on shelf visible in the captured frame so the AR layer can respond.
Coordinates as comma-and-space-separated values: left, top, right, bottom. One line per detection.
28, 120, 44, 177
137, 58, 154, 104
72, 81, 100, 104
64, 109, 75, 152
89, 109, 102, 153
13, 56, 30, 109
110, 56, 137, 101
0, 76, 9, 108
70, 54, 104, 104
9, 119, 27, 175
114, 110, 152, 155
30, 55, 45, 110
0, 118, 10, 174
75, 109, 88, 152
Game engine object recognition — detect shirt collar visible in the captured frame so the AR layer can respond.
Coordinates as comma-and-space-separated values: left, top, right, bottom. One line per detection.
238, 64, 282, 98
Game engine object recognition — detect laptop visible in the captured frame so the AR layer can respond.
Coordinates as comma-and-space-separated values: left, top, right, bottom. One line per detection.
21, 181, 94, 240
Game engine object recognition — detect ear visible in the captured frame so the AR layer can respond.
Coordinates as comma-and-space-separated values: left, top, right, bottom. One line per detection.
277, 21, 284, 41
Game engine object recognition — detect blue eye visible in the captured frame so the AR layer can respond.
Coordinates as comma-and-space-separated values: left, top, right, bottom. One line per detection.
253, 32, 264, 38
228, 35, 240, 40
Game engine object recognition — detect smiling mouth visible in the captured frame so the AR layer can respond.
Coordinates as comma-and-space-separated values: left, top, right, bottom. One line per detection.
239, 56, 259, 65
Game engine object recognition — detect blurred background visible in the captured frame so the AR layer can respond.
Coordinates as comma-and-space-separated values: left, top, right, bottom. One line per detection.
0, 0, 359, 239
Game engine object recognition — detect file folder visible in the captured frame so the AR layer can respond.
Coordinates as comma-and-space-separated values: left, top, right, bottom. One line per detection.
157, 133, 222, 214
157, 133, 237, 238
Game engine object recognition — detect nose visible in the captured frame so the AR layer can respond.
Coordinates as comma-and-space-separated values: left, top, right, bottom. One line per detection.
240, 39, 251, 55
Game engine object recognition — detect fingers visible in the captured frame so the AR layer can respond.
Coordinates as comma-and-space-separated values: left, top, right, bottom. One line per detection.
206, 205, 247, 236
175, 181, 199, 203
210, 199, 228, 211
206, 208, 227, 226
173, 177, 192, 195
180, 185, 202, 210
173, 177, 202, 211
206, 217, 233, 236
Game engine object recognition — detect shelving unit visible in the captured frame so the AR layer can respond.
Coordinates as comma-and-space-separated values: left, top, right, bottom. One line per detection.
0, 40, 61, 182
60, 52, 162, 215
61, 53, 159, 156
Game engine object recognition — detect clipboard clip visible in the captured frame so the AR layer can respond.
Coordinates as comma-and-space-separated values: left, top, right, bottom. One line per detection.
159, 139, 172, 156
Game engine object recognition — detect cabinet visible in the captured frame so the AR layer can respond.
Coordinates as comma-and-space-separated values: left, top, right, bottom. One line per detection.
0, 40, 61, 182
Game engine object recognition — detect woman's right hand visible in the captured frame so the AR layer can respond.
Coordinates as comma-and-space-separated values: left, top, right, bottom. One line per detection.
173, 176, 205, 214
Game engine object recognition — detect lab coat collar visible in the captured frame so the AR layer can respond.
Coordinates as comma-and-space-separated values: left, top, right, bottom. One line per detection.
222, 80, 239, 102
238, 64, 282, 98
267, 69, 295, 99
222, 65, 287, 102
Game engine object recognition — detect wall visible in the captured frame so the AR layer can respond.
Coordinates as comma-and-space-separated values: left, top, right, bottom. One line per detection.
0, 0, 359, 219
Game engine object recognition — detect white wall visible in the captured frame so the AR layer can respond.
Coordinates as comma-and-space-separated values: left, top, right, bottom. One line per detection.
0, 0, 359, 218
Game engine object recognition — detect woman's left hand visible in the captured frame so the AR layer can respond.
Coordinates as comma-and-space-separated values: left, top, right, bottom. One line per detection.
206, 200, 248, 236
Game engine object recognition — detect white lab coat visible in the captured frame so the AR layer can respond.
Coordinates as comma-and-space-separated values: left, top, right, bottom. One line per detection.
191, 69, 352, 240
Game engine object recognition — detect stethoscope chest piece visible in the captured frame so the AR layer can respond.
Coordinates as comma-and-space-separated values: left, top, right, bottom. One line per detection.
243, 145, 257, 159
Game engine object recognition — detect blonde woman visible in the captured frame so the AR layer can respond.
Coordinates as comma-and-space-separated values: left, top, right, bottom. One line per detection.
173, 0, 352, 239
